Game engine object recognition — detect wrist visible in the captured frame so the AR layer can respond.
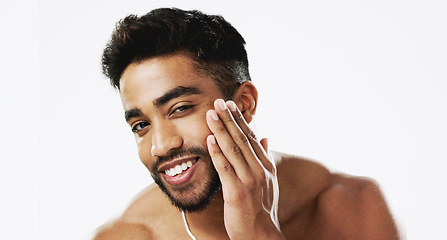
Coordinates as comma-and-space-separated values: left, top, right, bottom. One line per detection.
253, 213, 286, 240
257, 226, 286, 240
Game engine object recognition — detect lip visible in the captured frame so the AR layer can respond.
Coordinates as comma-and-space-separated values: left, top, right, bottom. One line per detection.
161, 158, 200, 186
158, 156, 199, 172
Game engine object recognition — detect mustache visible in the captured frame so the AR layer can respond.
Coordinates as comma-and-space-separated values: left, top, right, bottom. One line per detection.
156, 146, 210, 166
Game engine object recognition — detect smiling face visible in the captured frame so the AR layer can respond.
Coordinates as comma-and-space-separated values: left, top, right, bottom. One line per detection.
120, 53, 226, 212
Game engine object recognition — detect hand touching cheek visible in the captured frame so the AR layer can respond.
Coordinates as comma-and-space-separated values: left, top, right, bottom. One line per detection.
206, 99, 285, 240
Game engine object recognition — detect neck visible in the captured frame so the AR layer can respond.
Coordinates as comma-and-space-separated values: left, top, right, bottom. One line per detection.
183, 191, 228, 238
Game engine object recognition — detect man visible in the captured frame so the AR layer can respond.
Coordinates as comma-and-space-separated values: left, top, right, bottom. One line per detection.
94, 8, 400, 239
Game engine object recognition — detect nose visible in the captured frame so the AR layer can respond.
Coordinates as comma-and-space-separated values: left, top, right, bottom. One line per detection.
150, 121, 183, 157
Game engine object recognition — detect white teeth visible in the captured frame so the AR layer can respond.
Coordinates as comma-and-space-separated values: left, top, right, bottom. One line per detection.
164, 160, 196, 177
175, 165, 182, 174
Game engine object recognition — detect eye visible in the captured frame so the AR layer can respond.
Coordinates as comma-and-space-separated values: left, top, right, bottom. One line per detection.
170, 105, 194, 115
174, 105, 192, 112
131, 122, 150, 133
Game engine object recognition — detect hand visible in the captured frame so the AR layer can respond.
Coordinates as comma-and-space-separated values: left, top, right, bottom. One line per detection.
206, 99, 285, 240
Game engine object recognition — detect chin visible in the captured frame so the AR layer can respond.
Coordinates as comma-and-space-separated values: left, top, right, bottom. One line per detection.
152, 167, 222, 213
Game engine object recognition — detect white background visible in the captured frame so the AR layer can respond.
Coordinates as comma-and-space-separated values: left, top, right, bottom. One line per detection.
1, 0, 446, 239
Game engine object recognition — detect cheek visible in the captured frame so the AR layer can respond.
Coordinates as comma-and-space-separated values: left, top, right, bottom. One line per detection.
136, 136, 153, 169
179, 112, 212, 147
133, 110, 212, 169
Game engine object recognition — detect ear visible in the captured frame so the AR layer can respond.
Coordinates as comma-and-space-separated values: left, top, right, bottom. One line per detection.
232, 81, 258, 124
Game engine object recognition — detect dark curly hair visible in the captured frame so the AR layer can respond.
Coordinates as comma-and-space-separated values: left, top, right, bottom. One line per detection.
101, 8, 251, 99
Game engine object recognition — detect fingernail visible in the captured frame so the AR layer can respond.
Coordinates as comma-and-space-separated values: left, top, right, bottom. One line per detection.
208, 135, 216, 145
209, 110, 219, 121
216, 99, 226, 111
228, 101, 236, 112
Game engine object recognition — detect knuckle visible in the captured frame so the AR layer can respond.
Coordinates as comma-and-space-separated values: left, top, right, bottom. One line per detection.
234, 112, 243, 121
236, 132, 248, 144
220, 162, 233, 172
222, 113, 233, 122
229, 145, 242, 155
247, 130, 257, 142
216, 124, 226, 133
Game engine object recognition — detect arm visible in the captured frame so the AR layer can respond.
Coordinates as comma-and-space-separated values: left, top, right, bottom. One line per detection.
206, 99, 286, 240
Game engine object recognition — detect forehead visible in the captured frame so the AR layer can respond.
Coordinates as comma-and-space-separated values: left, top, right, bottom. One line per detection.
119, 54, 219, 110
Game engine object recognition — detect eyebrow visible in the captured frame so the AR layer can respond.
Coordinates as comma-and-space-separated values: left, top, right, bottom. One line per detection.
153, 86, 202, 108
124, 86, 202, 122
124, 108, 143, 122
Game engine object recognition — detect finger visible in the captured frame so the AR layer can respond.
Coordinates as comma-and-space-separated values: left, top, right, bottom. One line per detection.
206, 135, 240, 186
260, 138, 269, 152
206, 109, 252, 180
212, 99, 267, 176
226, 100, 274, 171
212, 99, 263, 169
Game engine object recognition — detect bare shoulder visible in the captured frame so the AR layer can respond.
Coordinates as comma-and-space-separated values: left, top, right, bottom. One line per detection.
318, 173, 389, 219
274, 151, 333, 206
274, 152, 333, 222
92, 184, 180, 240
274, 152, 400, 239
315, 173, 400, 239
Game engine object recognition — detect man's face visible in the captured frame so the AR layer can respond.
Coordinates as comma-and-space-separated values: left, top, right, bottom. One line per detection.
119, 53, 224, 212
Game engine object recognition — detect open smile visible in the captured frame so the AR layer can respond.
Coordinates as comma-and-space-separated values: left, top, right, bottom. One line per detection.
159, 157, 200, 186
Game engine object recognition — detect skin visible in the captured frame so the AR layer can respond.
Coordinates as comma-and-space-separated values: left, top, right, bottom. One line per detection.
93, 53, 400, 239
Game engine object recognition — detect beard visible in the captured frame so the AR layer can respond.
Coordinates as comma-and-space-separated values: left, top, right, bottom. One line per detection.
150, 146, 222, 213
